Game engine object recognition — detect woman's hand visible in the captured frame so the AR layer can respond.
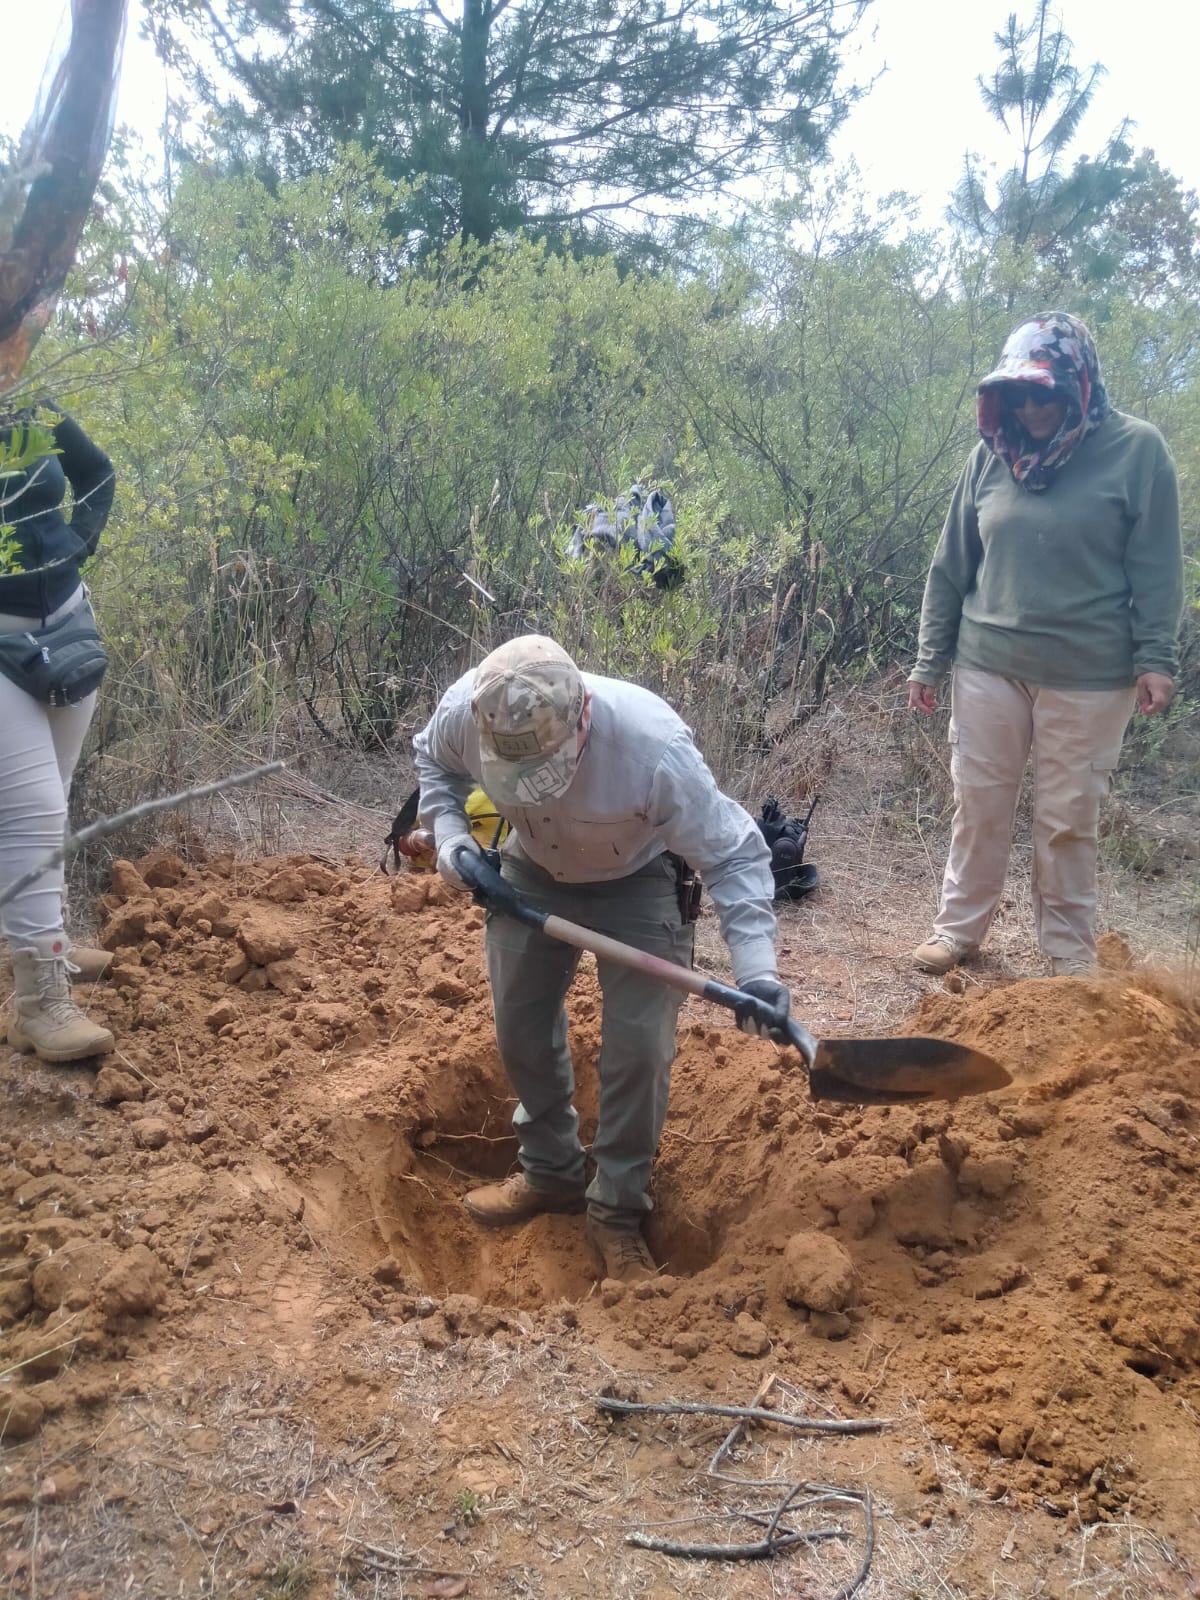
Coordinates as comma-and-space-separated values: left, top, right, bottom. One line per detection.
907, 681, 938, 715
1136, 673, 1175, 716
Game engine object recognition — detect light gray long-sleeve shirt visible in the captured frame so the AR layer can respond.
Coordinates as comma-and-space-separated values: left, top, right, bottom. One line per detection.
413, 670, 779, 986
911, 411, 1183, 689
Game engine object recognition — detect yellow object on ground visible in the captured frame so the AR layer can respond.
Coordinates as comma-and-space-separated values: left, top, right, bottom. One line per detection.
408, 787, 507, 871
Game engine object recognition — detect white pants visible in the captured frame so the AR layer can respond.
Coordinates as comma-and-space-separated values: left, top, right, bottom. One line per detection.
934, 666, 1136, 966
0, 589, 97, 947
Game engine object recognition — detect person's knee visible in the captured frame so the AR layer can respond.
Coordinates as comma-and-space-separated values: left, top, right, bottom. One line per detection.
0, 793, 68, 840
952, 764, 1023, 801
601, 1016, 678, 1076
493, 1006, 555, 1059
1037, 783, 1103, 840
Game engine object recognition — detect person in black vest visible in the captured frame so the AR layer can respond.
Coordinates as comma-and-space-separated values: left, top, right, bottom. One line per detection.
0, 403, 115, 1060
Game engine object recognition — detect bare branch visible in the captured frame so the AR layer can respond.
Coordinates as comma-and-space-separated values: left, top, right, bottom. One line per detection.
593, 1395, 891, 1434
0, 762, 286, 913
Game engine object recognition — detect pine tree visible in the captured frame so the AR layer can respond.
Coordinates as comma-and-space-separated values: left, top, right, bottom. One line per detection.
949, 0, 1132, 268
153, 0, 870, 251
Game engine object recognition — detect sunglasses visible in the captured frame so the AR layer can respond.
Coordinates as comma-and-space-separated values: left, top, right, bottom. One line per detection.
1006, 382, 1064, 410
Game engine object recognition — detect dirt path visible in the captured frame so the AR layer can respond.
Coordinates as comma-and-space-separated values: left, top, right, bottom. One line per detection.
2, 847, 1199, 1599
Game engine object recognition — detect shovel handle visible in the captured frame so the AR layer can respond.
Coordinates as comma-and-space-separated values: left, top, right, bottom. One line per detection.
452, 844, 817, 1068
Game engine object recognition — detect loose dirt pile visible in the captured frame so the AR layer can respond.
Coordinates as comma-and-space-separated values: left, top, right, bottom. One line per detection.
2, 850, 1199, 1596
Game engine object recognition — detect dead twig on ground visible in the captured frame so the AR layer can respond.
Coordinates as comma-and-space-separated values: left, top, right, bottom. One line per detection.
349, 1538, 470, 1579
627, 1523, 844, 1559
605, 1382, 880, 1592
709, 1371, 778, 1474
826, 1487, 876, 1600
594, 1396, 891, 1435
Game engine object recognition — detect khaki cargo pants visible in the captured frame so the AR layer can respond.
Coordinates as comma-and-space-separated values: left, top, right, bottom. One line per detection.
934, 666, 1136, 966
484, 836, 694, 1230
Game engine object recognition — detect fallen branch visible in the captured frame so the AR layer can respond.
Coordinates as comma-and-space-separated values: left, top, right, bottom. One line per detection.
628, 1524, 843, 1560
350, 1539, 470, 1579
609, 1382, 879, 1594
0, 761, 286, 913
829, 1489, 875, 1600
710, 1371, 777, 1474
594, 1396, 890, 1435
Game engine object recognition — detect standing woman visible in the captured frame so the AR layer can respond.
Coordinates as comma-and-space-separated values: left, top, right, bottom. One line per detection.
907, 312, 1183, 977
0, 403, 115, 1060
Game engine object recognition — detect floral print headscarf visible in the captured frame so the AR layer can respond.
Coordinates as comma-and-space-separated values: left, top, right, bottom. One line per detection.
977, 312, 1112, 493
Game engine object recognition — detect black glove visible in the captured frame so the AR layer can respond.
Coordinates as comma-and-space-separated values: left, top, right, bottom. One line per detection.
734, 977, 791, 1042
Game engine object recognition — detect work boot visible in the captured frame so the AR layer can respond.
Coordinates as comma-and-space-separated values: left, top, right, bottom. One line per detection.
59, 884, 109, 979
586, 1216, 658, 1284
8, 935, 114, 1063
1, 943, 109, 984
69, 944, 112, 983
912, 934, 973, 975
1050, 957, 1095, 977
463, 1172, 586, 1227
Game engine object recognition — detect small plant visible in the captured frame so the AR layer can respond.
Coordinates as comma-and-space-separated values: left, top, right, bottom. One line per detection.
453, 1487, 481, 1524
260, 1555, 316, 1597
0, 522, 22, 576
0, 418, 60, 576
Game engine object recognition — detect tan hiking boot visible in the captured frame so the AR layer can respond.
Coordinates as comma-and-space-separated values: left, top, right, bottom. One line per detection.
8, 935, 114, 1063
463, 1172, 586, 1227
1050, 957, 1095, 977
912, 935, 971, 975
586, 1216, 658, 1284
69, 945, 112, 983
1, 944, 110, 986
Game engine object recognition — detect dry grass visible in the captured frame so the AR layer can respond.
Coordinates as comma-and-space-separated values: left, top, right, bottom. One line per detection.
10, 1334, 1193, 1599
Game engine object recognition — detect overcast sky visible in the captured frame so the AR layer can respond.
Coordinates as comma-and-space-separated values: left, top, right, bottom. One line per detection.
5, 0, 1200, 232
832, 0, 1200, 228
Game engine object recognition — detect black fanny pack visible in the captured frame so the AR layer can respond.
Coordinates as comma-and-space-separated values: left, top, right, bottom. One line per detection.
0, 604, 108, 706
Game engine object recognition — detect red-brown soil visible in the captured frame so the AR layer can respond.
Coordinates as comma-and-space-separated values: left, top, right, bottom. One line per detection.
2, 850, 1199, 1598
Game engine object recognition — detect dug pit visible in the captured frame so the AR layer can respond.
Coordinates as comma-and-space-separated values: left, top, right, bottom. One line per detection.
2, 849, 1199, 1550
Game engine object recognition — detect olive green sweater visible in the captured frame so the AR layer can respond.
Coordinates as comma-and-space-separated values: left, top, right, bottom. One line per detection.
911, 412, 1183, 689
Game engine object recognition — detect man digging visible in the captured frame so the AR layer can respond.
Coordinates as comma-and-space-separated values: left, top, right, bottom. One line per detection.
414, 635, 789, 1284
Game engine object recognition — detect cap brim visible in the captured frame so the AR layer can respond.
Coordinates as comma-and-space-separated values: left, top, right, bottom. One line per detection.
480, 739, 580, 808
978, 360, 1057, 390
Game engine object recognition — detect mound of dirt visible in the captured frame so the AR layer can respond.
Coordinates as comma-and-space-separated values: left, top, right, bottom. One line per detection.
2, 850, 1200, 1588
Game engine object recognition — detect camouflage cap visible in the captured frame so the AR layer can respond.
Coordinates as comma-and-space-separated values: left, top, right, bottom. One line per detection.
470, 635, 586, 807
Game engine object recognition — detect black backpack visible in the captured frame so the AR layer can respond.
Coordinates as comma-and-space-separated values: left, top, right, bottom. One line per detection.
757, 797, 819, 901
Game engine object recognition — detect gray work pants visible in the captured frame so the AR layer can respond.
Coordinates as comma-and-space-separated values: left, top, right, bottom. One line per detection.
484, 839, 694, 1230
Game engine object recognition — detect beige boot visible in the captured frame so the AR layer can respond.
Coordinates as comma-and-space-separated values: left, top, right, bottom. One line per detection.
912, 934, 974, 975
463, 1172, 586, 1226
585, 1216, 658, 1284
0, 945, 108, 988
8, 936, 114, 1063
68, 944, 112, 983
1050, 957, 1096, 977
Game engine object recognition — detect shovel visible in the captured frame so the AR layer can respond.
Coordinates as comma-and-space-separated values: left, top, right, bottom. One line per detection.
452, 847, 1009, 1106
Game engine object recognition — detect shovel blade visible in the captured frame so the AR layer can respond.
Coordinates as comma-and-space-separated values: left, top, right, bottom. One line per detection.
808, 1069, 940, 1106
811, 1035, 1010, 1103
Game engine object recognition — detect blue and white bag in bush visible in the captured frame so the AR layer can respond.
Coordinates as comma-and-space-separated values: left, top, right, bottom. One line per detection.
567, 483, 685, 590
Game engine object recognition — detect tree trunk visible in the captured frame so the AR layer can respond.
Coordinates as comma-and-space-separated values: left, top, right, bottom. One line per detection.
459, 0, 492, 245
